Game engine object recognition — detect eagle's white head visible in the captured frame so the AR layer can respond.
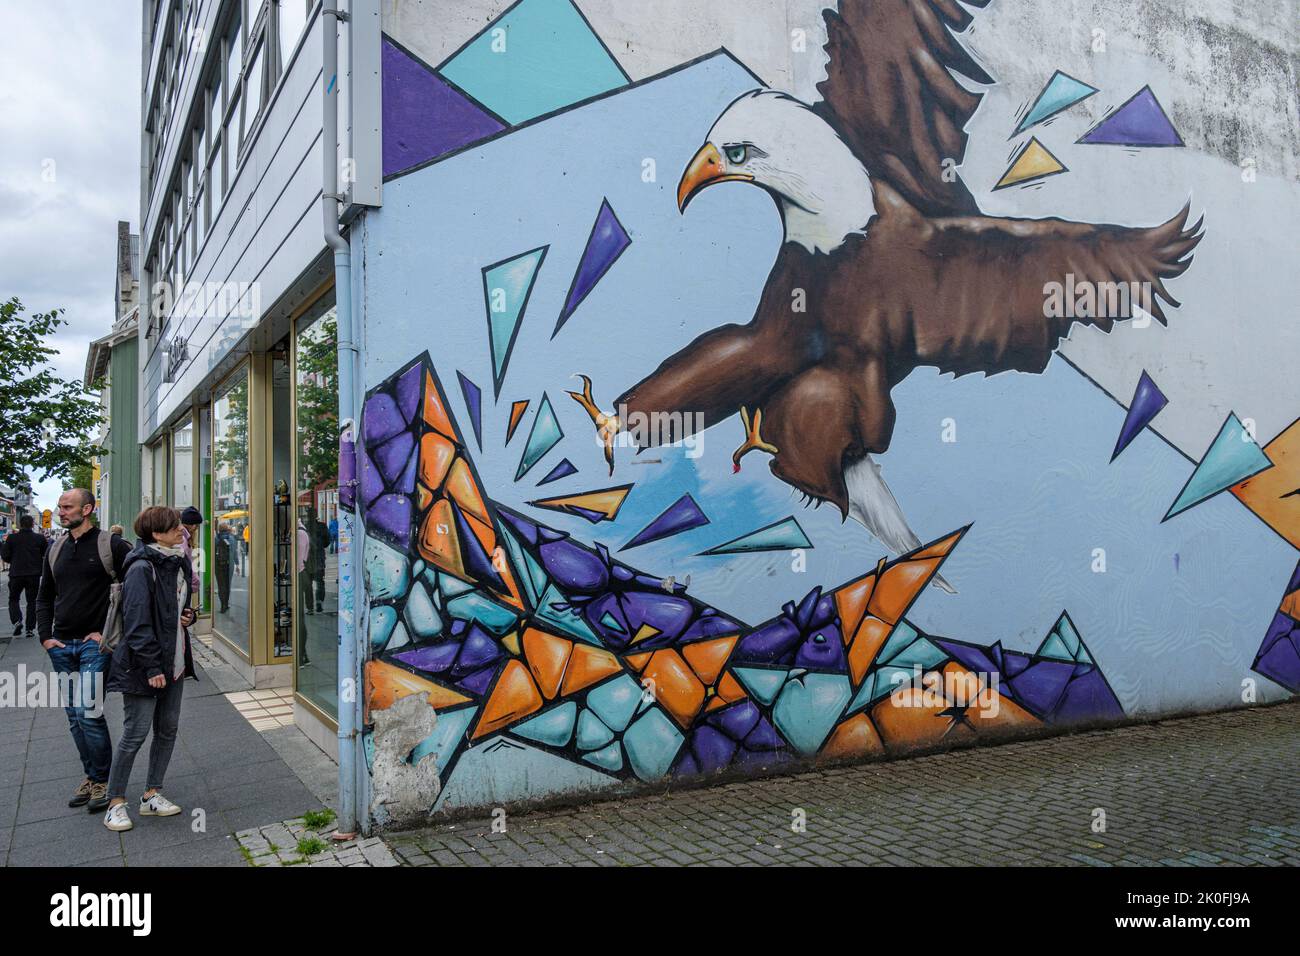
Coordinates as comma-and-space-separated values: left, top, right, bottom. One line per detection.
677, 89, 876, 255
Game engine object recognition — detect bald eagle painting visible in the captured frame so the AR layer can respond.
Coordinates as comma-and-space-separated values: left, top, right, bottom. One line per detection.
569, 0, 1202, 581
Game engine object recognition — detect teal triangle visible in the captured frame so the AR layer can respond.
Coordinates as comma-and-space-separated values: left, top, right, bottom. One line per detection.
1015, 70, 1098, 134
599, 611, 625, 634
622, 707, 684, 781
875, 620, 919, 665
732, 666, 790, 707
848, 665, 917, 715
582, 741, 624, 772
483, 247, 546, 397
440, 574, 476, 600
887, 636, 948, 671
438, 0, 628, 125
513, 701, 577, 748
536, 583, 603, 645
445, 589, 519, 635
496, 520, 545, 608
771, 673, 852, 755
1164, 413, 1272, 520
409, 705, 478, 776
698, 517, 812, 555
586, 674, 641, 734
432, 735, 618, 813
576, 709, 615, 751
1038, 632, 1075, 662
515, 393, 564, 480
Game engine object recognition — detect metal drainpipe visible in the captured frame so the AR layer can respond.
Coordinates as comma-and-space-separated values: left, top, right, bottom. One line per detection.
323, 0, 362, 837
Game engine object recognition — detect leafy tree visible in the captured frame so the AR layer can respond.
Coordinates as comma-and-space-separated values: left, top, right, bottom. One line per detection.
0, 298, 104, 487
296, 315, 338, 497
66, 460, 96, 496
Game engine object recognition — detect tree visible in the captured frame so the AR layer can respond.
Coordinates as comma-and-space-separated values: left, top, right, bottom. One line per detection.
0, 298, 104, 487
296, 315, 338, 496
66, 460, 96, 496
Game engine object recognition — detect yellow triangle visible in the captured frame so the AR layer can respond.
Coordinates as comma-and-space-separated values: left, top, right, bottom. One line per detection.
995, 138, 1066, 189
530, 485, 632, 521
501, 631, 521, 656
628, 624, 661, 647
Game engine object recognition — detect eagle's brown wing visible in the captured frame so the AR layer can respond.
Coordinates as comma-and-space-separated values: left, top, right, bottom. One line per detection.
859, 183, 1205, 380
814, 0, 994, 217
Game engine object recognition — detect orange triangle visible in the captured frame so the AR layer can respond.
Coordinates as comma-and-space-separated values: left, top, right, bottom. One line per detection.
834, 566, 880, 646
715, 670, 746, 704
419, 432, 456, 491
522, 627, 572, 700
446, 458, 491, 525
422, 370, 456, 439
909, 529, 964, 562
530, 485, 632, 522
419, 498, 466, 579
681, 635, 738, 686
473, 659, 543, 739
867, 557, 941, 623
365, 660, 471, 715
848, 617, 893, 687
560, 643, 623, 697
821, 712, 884, 760
643, 649, 706, 728
507, 400, 530, 444
625, 652, 652, 672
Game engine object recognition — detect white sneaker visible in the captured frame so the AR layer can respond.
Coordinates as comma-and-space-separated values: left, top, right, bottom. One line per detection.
103, 803, 133, 831
139, 792, 182, 817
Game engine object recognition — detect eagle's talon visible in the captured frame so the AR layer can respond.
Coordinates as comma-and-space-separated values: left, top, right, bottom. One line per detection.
567, 374, 621, 473
732, 406, 779, 471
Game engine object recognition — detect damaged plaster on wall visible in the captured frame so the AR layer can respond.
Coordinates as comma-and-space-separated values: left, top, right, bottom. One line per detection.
368, 692, 441, 828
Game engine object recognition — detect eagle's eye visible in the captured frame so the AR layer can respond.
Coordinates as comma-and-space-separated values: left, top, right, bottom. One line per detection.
724, 144, 749, 166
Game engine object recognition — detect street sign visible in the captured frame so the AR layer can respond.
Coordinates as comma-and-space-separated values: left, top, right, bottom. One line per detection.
41, 509, 52, 529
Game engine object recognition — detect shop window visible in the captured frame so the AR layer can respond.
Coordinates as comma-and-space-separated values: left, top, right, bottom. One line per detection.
212, 368, 252, 655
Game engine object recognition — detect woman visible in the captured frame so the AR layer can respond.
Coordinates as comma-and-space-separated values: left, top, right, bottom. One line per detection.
102, 506, 198, 832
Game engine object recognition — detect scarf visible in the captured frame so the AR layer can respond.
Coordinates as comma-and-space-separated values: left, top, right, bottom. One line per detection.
148, 543, 188, 679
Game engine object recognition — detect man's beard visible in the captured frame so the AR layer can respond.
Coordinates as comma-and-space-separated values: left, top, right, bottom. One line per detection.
61, 515, 85, 530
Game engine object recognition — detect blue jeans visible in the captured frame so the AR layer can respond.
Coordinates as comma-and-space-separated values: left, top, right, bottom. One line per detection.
46, 638, 113, 783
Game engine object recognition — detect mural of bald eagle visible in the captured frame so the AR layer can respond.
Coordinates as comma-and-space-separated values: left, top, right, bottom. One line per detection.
571, 0, 1203, 581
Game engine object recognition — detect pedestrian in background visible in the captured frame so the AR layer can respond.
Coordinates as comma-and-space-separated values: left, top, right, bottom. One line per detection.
36, 489, 130, 813
2, 514, 47, 637
109, 524, 125, 538
214, 522, 233, 613
103, 506, 197, 832
179, 506, 203, 597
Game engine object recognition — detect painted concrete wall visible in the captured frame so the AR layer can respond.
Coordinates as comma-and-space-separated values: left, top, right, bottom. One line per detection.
354, 0, 1299, 827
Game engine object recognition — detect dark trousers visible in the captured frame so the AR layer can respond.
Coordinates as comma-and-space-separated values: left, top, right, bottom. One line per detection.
8, 574, 40, 630
46, 638, 113, 783
108, 679, 185, 800
216, 562, 231, 611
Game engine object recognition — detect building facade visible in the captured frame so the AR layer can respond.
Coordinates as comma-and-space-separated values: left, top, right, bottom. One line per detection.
141, 0, 1300, 832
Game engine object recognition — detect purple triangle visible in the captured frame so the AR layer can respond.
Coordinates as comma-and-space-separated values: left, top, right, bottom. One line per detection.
537, 458, 578, 486
552, 199, 631, 337
1077, 86, 1183, 147
1111, 370, 1169, 461
1050, 670, 1125, 723
620, 494, 709, 551
382, 36, 506, 178
449, 499, 507, 593
1005, 659, 1075, 717
564, 504, 608, 524
455, 371, 483, 450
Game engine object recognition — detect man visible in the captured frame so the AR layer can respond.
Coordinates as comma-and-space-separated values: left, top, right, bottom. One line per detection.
36, 489, 131, 813
214, 523, 233, 614
2, 514, 47, 637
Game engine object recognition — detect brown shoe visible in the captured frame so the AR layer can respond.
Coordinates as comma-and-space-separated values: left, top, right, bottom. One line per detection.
86, 781, 110, 813
68, 778, 93, 808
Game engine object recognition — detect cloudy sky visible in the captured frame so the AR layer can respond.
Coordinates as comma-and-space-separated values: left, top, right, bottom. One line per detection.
0, 1, 141, 510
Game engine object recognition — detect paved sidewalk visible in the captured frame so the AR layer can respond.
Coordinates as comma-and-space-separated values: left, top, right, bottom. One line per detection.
383, 702, 1300, 867
0, 588, 338, 867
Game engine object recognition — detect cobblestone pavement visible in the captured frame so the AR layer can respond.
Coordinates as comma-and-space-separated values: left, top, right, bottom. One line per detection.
236, 816, 399, 867
381, 703, 1300, 867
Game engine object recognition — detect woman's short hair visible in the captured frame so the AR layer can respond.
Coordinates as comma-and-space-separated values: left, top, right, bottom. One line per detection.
134, 506, 181, 543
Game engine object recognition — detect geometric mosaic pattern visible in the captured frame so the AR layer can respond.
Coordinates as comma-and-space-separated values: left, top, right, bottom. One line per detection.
359, 355, 1127, 811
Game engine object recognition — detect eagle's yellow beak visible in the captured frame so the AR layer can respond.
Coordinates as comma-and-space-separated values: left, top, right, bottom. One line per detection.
677, 142, 754, 212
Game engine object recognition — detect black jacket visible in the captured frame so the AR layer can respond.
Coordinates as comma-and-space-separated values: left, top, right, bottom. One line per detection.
106, 542, 197, 697
1, 528, 47, 577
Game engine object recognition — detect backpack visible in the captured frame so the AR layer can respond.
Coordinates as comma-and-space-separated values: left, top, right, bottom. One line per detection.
48, 530, 129, 653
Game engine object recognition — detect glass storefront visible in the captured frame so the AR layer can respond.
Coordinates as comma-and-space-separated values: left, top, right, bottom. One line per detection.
212, 367, 252, 655
293, 297, 339, 720
172, 416, 193, 508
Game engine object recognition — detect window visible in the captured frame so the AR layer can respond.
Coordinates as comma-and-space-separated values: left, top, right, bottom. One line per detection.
213, 367, 251, 655
294, 295, 339, 718
172, 416, 194, 508
242, 40, 265, 147
225, 12, 242, 92
278, 0, 308, 68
